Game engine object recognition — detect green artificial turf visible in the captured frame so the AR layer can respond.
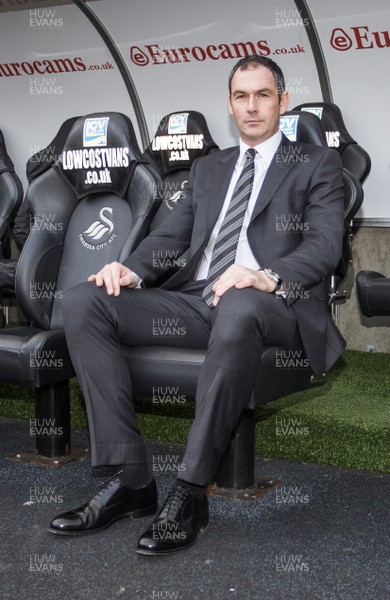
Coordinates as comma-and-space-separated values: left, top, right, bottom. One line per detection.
254, 350, 390, 472
0, 350, 389, 473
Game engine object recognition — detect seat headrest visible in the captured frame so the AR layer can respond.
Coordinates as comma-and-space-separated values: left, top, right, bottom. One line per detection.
0, 129, 15, 175
293, 102, 356, 152
26, 116, 81, 183
54, 113, 141, 199
143, 111, 219, 175
279, 111, 327, 146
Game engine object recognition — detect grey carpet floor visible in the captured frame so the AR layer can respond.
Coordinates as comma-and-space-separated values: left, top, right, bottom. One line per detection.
1, 417, 389, 600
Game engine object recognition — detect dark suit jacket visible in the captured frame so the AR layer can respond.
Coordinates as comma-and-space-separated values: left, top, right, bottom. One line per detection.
125, 135, 346, 375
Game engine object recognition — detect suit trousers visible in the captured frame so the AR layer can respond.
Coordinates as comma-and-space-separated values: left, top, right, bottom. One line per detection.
63, 279, 302, 485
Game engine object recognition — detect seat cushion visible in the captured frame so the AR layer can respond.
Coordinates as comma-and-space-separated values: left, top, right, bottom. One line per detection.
356, 271, 390, 317
124, 345, 313, 407
0, 327, 74, 387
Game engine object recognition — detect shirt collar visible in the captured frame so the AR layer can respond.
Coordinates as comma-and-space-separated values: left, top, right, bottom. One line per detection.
239, 129, 282, 167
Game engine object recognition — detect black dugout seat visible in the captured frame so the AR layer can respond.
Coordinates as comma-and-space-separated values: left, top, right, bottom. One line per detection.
13, 115, 81, 253
0, 117, 81, 304
279, 110, 327, 146
0, 112, 161, 457
0, 130, 23, 311
140, 110, 220, 285
293, 102, 371, 184
142, 110, 220, 232
0, 130, 23, 257
356, 271, 390, 317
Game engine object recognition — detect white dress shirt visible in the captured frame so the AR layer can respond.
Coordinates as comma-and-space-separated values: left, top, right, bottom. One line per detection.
195, 130, 282, 280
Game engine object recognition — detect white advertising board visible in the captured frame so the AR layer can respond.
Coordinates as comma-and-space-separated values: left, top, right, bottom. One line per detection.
0, 0, 388, 222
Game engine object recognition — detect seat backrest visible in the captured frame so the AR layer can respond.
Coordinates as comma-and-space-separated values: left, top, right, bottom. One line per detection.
0, 129, 23, 258
26, 116, 82, 184
15, 112, 161, 329
12, 116, 81, 252
293, 102, 371, 184
279, 110, 328, 146
336, 167, 364, 279
142, 111, 219, 231
280, 110, 363, 224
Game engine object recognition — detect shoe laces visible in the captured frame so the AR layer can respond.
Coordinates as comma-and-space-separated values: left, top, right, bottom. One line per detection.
93, 470, 122, 502
159, 485, 188, 520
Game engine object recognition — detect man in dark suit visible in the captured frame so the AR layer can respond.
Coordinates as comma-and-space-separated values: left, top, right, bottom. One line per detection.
48, 55, 345, 554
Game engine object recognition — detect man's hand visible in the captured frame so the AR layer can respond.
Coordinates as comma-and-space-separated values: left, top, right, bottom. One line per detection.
88, 262, 138, 296
211, 264, 277, 306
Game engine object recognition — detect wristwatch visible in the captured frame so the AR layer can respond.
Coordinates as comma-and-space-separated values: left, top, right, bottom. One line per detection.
263, 268, 283, 293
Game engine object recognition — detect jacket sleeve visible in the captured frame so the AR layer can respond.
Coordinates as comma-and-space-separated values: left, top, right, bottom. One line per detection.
269, 148, 345, 305
123, 160, 198, 286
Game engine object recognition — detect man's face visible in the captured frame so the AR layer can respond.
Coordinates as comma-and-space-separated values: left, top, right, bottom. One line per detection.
228, 64, 288, 146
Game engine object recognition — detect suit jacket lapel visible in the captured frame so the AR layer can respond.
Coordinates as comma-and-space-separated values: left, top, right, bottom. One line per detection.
205, 148, 239, 238
250, 136, 295, 223
199, 137, 297, 238
162, 150, 238, 288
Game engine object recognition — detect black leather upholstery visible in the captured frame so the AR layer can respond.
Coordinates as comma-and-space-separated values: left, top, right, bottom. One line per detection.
356, 271, 390, 317
293, 102, 371, 184
0, 130, 23, 257
12, 116, 81, 253
331, 165, 363, 312
27, 116, 81, 184
143, 111, 219, 231
336, 168, 364, 282
279, 110, 327, 146
0, 130, 24, 298
0, 112, 161, 454
124, 345, 313, 406
1, 118, 80, 303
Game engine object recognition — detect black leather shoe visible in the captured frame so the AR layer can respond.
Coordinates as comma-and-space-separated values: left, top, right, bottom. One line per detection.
137, 485, 209, 555
48, 474, 157, 536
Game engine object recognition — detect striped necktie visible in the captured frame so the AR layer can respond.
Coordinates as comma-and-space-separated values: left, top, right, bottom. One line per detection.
202, 147, 257, 307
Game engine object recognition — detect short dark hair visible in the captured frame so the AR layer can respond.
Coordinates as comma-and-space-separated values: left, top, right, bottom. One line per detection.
228, 55, 285, 98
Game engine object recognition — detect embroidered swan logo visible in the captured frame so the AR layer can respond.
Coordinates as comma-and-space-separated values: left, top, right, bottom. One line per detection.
165, 180, 188, 210
83, 207, 114, 240
168, 190, 184, 204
